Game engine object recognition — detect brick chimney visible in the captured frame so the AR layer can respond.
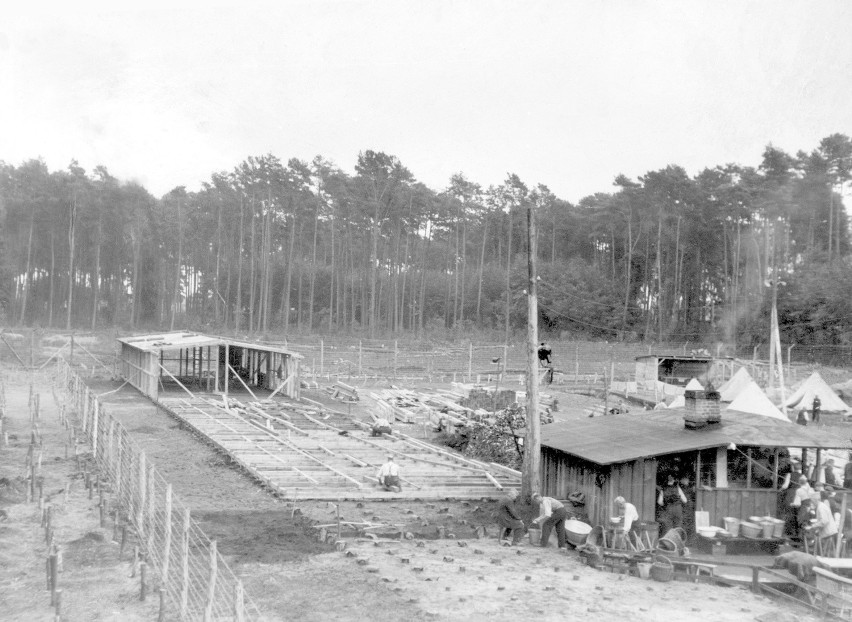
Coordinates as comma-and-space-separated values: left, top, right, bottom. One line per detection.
683, 386, 721, 429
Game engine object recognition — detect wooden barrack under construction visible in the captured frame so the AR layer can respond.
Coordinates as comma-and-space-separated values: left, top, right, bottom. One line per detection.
159, 395, 521, 501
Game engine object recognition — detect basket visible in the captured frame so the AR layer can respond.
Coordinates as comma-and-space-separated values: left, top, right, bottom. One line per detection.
740, 521, 762, 538
650, 555, 674, 582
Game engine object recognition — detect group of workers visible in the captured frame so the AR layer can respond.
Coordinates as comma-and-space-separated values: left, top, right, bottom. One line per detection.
496, 488, 640, 548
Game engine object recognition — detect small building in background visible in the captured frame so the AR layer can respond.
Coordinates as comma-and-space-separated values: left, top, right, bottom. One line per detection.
635, 354, 734, 391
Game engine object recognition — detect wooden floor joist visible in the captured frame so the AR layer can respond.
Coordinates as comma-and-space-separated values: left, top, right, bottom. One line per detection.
158, 395, 521, 500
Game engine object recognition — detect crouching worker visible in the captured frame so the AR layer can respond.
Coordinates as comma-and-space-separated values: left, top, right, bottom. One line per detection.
371, 417, 392, 437
531, 492, 568, 548
377, 455, 402, 492
496, 488, 526, 546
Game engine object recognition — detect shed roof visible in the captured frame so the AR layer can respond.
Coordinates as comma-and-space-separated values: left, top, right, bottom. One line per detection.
118, 332, 224, 352
540, 409, 852, 465
117, 332, 302, 358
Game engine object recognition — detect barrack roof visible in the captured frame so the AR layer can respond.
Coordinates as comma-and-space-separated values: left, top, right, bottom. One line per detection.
540, 409, 852, 465
117, 332, 302, 358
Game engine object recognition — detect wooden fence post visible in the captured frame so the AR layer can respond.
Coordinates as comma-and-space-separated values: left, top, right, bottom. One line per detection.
162, 484, 172, 588
146, 464, 155, 558
205, 540, 218, 620
234, 580, 245, 622
137, 452, 146, 541
91, 400, 99, 459
181, 508, 190, 618
107, 419, 114, 479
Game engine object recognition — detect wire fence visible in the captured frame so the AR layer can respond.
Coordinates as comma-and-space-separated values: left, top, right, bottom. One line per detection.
61, 359, 261, 621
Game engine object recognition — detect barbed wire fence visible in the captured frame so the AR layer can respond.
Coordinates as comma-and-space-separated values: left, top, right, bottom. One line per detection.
59, 359, 261, 621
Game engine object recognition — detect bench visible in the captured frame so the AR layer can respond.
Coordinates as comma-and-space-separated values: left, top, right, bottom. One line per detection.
326, 381, 359, 403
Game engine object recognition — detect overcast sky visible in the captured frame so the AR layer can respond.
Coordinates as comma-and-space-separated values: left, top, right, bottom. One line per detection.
2, 1, 851, 201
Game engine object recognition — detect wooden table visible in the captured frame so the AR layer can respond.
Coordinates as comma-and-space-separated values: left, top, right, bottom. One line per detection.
697, 533, 784, 555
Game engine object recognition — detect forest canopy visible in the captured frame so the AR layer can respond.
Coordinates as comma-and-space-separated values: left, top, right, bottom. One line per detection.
1, 134, 850, 346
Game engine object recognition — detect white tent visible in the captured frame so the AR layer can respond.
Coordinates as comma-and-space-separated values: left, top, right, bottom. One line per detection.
785, 372, 851, 413
666, 395, 686, 409
727, 381, 788, 421
718, 367, 753, 402
684, 378, 704, 390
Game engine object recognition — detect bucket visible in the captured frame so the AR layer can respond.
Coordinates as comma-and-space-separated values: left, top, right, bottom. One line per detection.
760, 521, 774, 538
528, 528, 541, 546
637, 562, 652, 579
723, 517, 740, 537
772, 518, 785, 538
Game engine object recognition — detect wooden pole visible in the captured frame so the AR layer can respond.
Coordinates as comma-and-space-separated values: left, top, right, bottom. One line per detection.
234, 580, 245, 622
162, 484, 172, 586
835, 492, 848, 558
180, 508, 190, 618
522, 200, 540, 501
206, 540, 218, 619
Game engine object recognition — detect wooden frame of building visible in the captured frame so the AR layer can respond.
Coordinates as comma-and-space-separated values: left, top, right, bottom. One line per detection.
117, 332, 302, 402
540, 408, 851, 530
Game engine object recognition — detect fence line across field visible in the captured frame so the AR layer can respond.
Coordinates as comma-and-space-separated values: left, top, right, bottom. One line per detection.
61, 360, 260, 621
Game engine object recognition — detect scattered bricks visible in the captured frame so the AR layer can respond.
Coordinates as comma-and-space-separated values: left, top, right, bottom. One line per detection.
478, 576, 485, 581
425, 504, 435, 509
442, 556, 454, 563
415, 541, 425, 548
594, 586, 603, 591
429, 549, 438, 555
404, 509, 414, 514
438, 508, 449, 514
386, 550, 398, 556
573, 576, 580, 581
490, 558, 502, 565
525, 576, 532, 581
372, 516, 381, 522
356, 559, 368, 566
458, 567, 466, 573
462, 501, 471, 507
400, 558, 410, 564
497, 586, 505, 591
691, 608, 700, 612
510, 596, 518, 601
459, 598, 467, 602
515, 550, 524, 555
544, 586, 555, 591
603, 596, 613, 601
412, 567, 424, 573
457, 541, 468, 547
445, 587, 451, 591
473, 549, 483, 555
345, 551, 357, 558
366, 568, 379, 573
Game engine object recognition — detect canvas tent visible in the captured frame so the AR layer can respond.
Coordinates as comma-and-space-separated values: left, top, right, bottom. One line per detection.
684, 378, 704, 390
727, 381, 787, 421
718, 366, 753, 402
785, 372, 851, 413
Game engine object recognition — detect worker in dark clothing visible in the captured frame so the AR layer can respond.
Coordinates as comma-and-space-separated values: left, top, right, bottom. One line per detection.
496, 488, 526, 545
657, 474, 687, 536
537, 343, 553, 384
812, 396, 821, 424
843, 453, 852, 490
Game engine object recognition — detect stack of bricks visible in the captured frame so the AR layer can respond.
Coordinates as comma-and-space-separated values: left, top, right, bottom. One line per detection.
683, 389, 721, 429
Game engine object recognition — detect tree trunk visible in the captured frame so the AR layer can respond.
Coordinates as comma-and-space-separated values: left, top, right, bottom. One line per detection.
235, 197, 245, 332
170, 201, 182, 331
91, 217, 102, 330
48, 232, 55, 328
19, 211, 35, 325
476, 212, 488, 324
504, 207, 513, 343
66, 194, 77, 330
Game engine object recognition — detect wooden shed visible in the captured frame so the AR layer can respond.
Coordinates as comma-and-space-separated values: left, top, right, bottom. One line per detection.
117, 332, 302, 402
540, 407, 851, 531
635, 354, 734, 390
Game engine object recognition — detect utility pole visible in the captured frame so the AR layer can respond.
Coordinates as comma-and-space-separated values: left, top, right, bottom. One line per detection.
522, 201, 540, 501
